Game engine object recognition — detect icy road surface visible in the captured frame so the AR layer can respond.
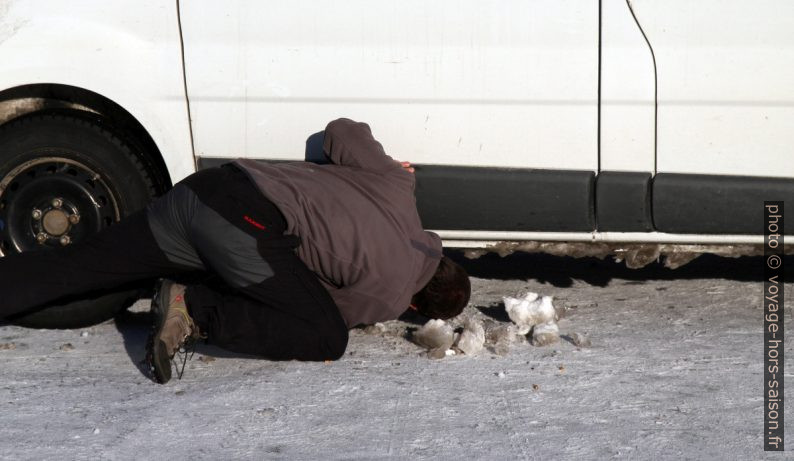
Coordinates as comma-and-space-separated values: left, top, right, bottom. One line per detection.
0, 253, 791, 460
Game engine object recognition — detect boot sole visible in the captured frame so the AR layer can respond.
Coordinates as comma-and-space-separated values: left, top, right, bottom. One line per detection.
146, 279, 173, 384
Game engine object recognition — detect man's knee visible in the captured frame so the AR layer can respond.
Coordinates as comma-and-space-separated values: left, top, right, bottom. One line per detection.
323, 326, 349, 361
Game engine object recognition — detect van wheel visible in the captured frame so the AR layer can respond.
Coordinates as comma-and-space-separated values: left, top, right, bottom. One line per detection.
0, 112, 156, 328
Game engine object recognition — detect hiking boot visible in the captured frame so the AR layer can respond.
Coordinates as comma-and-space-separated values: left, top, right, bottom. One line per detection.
146, 279, 202, 384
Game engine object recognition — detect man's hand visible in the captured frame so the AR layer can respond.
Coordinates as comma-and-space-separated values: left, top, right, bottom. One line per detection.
400, 161, 415, 173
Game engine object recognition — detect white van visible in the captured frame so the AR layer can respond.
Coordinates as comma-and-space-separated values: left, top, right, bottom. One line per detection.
0, 0, 791, 327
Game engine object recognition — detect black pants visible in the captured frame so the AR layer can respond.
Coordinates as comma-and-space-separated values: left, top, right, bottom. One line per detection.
0, 165, 348, 361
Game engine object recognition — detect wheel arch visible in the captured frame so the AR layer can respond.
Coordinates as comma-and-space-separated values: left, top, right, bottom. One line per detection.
0, 83, 177, 195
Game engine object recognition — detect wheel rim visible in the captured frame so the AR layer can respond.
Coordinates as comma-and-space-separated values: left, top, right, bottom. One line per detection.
0, 156, 121, 256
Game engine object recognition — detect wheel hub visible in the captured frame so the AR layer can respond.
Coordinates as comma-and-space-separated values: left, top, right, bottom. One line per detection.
42, 208, 69, 236
0, 157, 120, 255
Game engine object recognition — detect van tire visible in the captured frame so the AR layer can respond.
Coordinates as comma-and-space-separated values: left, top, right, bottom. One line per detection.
0, 112, 156, 328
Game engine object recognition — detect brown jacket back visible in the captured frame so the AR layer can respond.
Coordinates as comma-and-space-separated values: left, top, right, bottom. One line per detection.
235, 119, 442, 327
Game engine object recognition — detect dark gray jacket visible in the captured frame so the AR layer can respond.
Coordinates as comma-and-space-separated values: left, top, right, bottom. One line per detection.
235, 118, 442, 327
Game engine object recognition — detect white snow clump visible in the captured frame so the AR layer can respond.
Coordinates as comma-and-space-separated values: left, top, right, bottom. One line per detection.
413, 319, 456, 358
503, 292, 555, 335
502, 291, 565, 347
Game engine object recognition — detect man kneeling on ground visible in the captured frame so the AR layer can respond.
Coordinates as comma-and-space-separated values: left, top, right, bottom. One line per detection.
0, 118, 471, 383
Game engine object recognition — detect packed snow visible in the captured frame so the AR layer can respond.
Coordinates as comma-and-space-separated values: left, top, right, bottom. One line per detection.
0, 253, 790, 459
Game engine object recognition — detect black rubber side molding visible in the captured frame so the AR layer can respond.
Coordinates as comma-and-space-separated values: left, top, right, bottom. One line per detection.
653, 173, 794, 234
199, 157, 794, 235
414, 165, 595, 232
197, 156, 230, 169
596, 171, 653, 232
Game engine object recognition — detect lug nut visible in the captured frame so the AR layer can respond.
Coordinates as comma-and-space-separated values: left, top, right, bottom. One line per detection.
32, 209, 42, 220
36, 233, 48, 244
51, 198, 63, 209
68, 214, 80, 225
59, 235, 71, 246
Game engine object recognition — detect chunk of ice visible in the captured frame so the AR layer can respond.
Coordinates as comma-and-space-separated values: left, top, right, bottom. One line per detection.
532, 322, 560, 347
503, 292, 556, 335
485, 323, 518, 356
569, 332, 591, 348
455, 319, 485, 356
413, 319, 455, 351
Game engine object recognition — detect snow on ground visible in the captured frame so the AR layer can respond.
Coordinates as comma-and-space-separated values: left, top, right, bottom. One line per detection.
0, 253, 792, 460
